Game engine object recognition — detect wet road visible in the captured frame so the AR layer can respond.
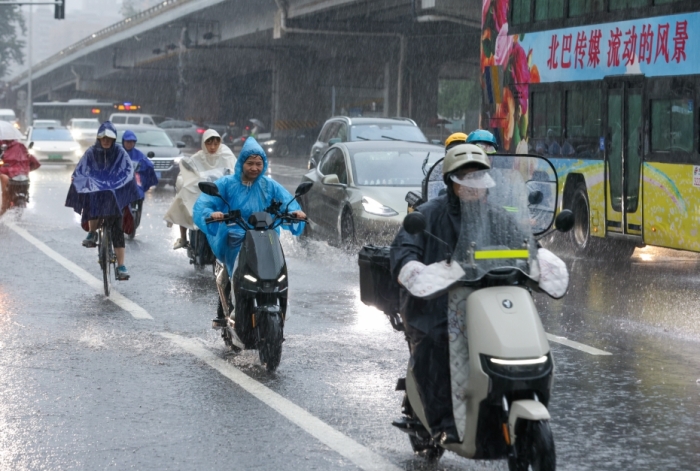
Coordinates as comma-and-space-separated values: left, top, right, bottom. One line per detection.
0, 159, 699, 470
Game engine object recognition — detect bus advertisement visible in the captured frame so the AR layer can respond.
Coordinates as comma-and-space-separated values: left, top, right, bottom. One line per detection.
482, 1, 700, 258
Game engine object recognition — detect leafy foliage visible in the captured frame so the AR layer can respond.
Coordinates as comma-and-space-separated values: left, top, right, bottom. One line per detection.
0, 5, 25, 79
438, 79, 481, 119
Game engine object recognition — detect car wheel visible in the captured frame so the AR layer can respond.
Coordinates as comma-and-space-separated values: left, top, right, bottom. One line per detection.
340, 209, 355, 247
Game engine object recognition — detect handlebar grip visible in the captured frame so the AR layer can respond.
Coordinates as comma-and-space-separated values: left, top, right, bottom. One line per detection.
205, 217, 215, 224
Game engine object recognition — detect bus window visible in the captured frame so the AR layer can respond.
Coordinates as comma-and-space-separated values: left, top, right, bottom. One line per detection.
531, 91, 562, 156
112, 116, 127, 124
651, 99, 694, 153
569, 0, 604, 17
534, 0, 564, 22
566, 89, 602, 158
512, 0, 531, 25
610, 0, 648, 10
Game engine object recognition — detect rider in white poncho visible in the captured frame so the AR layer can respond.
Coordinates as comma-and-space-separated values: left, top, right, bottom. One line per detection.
164, 129, 236, 249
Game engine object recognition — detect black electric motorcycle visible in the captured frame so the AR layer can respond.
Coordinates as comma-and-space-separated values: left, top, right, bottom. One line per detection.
198, 180, 312, 372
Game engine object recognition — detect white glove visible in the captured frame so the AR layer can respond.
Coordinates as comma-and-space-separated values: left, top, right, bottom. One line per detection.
537, 248, 569, 299
398, 260, 466, 299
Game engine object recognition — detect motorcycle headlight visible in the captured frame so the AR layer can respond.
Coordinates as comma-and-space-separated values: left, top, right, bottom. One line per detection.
481, 353, 552, 380
362, 196, 398, 217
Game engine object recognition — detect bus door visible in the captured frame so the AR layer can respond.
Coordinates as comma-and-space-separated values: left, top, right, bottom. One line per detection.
604, 76, 644, 239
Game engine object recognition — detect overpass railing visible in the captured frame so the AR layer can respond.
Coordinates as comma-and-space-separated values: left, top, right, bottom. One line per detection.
11, 0, 198, 85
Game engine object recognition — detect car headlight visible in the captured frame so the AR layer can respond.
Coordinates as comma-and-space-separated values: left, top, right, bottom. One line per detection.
33, 146, 42, 151
73, 147, 82, 156
173, 156, 182, 164
262, 140, 277, 146
362, 196, 398, 217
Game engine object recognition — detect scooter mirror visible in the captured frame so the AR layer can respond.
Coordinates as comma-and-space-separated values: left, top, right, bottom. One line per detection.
403, 211, 427, 235
528, 190, 544, 205
555, 209, 575, 233
198, 181, 220, 197
28, 141, 34, 149
295, 181, 313, 197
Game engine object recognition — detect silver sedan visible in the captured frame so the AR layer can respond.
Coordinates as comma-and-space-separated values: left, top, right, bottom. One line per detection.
299, 140, 444, 245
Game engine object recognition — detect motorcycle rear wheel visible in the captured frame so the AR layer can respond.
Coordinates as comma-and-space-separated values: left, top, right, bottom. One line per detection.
258, 315, 283, 372
508, 420, 556, 471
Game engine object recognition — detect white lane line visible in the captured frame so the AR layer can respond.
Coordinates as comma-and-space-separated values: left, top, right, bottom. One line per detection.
161, 332, 403, 471
546, 333, 612, 356
4, 221, 153, 320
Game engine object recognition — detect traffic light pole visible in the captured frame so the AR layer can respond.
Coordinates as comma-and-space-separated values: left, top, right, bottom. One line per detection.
0, 1, 65, 128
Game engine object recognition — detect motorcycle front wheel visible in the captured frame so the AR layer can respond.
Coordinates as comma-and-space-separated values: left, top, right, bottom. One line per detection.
258, 314, 283, 372
508, 420, 556, 471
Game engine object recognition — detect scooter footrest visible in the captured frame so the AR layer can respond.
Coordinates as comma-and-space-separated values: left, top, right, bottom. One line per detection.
391, 417, 426, 433
395, 377, 406, 391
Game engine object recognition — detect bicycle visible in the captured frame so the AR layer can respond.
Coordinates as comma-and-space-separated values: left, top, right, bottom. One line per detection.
96, 219, 117, 296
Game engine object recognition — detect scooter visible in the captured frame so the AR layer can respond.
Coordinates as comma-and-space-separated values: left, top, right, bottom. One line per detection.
363, 154, 574, 468
187, 228, 217, 270
198, 180, 312, 372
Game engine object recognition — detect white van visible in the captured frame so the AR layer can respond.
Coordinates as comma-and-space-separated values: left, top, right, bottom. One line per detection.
0, 108, 19, 128
109, 113, 167, 126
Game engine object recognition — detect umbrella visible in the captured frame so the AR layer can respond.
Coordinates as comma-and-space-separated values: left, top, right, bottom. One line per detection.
0, 121, 24, 140
248, 118, 265, 130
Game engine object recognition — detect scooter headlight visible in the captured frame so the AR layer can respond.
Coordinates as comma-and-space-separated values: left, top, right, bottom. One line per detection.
244, 274, 257, 283
481, 353, 552, 380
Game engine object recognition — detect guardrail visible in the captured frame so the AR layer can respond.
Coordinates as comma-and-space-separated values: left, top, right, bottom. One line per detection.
11, 0, 196, 85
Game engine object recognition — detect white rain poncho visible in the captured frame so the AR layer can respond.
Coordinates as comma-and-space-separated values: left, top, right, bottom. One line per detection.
163, 129, 237, 229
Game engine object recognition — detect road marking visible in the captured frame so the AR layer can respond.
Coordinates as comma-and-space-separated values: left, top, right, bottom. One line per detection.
546, 333, 612, 356
4, 221, 153, 320
161, 332, 403, 471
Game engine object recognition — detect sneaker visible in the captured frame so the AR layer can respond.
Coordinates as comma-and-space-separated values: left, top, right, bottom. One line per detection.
116, 265, 130, 280
82, 232, 97, 248
172, 238, 188, 250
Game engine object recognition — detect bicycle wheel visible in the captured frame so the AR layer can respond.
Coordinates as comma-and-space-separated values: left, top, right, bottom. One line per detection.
100, 227, 111, 296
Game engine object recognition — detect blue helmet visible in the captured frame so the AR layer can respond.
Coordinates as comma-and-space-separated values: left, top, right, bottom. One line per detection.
467, 129, 498, 154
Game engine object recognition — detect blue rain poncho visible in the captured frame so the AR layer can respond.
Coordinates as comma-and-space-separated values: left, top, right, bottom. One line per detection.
122, 129, 158, 198
193, 137, 304, 274
65, 121, 140, 219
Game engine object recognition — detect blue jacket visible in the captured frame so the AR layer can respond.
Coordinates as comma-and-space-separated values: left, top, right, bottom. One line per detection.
122, 129, 159, 198
65, 121, 140, 219
193, 137, 304, 274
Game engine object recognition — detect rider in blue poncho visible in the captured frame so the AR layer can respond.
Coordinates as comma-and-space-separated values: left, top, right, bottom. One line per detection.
122, 129, 159, 198
65, 121, 140, 280
193, 137, 306, 278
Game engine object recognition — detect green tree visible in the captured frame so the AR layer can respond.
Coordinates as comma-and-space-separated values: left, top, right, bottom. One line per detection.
0, 5, 25, 79
438, 79, 480, 119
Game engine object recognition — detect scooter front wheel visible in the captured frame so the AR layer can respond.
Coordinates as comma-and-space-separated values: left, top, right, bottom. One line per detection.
508, 420, 556, 471
258, 314, 283, 372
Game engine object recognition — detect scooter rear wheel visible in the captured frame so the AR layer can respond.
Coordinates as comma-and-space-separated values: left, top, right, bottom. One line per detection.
508, 419, 556, 471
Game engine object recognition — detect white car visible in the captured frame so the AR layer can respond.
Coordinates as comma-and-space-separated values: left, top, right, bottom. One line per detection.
67, 118, 100, 149
25, 126, 82, 164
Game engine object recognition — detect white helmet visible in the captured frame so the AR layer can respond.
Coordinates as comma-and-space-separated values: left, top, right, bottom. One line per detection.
442, 143, 490, 176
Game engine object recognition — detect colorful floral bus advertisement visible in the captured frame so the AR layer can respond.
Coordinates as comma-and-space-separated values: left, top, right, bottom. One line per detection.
481, 0, 698, 153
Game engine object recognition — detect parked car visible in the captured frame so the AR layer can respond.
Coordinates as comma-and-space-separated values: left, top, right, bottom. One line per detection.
109, 113, 168, 126
308, 117, 429, 169
67, 118, 100, 149
158, 120, 205, 147
259, 128, 319, 158
299, 140, 444, 245
24, 126, 82, 164
114, 124, 184, 187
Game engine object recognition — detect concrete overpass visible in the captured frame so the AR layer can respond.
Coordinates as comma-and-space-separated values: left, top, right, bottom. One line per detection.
10, 0, 482, 136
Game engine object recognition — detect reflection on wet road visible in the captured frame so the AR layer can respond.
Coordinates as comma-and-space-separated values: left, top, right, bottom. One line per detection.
0, 163, 698, 470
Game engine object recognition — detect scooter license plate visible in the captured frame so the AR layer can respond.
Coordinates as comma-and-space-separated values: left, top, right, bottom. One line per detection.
155, 171, 162, 179
48, 154, 62, 160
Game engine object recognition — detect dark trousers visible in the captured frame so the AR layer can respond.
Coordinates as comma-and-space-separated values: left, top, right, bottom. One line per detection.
104, 216, 125, 249
404, 319, 455, 435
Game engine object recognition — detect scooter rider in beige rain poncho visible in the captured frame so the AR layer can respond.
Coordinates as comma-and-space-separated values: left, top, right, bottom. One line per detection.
164, 129, 237, 249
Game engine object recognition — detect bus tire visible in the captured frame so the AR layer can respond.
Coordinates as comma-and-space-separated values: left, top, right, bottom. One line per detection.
570, 183, 597, 255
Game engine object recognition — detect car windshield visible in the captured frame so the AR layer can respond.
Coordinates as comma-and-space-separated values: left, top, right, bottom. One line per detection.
31, 128, 74, 141
117, 129, 173, 147
350, 124, 427, 142
351, 149, 443, 186
72, 120, 99, 129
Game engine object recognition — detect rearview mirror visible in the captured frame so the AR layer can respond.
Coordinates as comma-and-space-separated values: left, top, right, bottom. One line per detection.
328, 138, 341, 145
528, 190, 544, 205
403, 211, 427, 235
431, 139, 442, 145
295, 181, 313, 197
322, 174, 343, 186
198, 181, 220, 197
28, 141, 34, 149
555, 209, 575, 232
176, 141, 186, 148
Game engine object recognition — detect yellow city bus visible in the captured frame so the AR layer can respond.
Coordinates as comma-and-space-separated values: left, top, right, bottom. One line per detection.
481, 0, 700, 258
